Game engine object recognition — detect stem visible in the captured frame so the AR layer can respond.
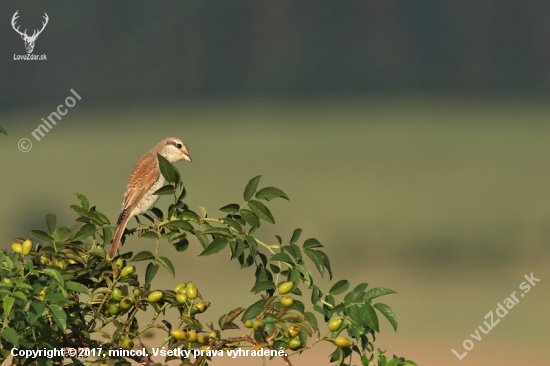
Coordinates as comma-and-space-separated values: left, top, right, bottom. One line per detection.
137, 303, 169, 337
286, 332, 331, 357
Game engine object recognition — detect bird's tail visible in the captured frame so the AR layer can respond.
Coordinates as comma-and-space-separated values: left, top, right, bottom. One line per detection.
109, 214, 130, 260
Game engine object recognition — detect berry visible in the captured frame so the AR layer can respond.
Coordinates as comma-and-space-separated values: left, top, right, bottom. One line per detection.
170, 329, 186, 340
328, 318, 343, 332
278, 281, 294, 295
281, 296, 295, 308
120, 266, 134, 277
147, 291, 163, 303
186, 282, 198, 300
111, 288, 123, 302
252, 320, 264, 331
22, 239, 33, 255
288, 338, 301, 350
334, 336, 353, 348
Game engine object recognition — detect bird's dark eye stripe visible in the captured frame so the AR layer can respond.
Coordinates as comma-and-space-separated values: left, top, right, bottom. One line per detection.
168, 140, 183, 149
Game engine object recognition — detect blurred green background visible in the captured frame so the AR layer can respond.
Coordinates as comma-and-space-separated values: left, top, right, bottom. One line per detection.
1, 2, 549, 365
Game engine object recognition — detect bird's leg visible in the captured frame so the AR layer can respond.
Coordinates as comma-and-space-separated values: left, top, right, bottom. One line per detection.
145, 211, 162, 258
135, 216, 146, 236
146, 210, 162, 229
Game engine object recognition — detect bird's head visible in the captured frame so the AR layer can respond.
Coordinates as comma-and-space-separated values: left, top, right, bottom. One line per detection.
159, 137, 192, 163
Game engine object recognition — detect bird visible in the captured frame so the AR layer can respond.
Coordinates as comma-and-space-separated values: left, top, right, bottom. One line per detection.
108, 137, 192, 259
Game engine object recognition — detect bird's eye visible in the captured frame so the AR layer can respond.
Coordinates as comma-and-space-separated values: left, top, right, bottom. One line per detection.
177, 143, 182, 149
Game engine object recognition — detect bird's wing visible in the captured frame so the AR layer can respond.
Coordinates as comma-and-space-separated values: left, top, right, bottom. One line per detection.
118, 154, 160, 224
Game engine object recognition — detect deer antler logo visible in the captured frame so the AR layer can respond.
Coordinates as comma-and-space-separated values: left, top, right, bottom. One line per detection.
11, 11, 49, 54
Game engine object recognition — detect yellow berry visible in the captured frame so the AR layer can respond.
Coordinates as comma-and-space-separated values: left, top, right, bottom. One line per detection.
147, 291, 163, 303
281, 296, 295, 308
328, 318, 343, 332
186, 282, 198, 300
120, 266, 134, 277
185, 330, 198, 343
11, 243, 23, 254
334, 336, 353, 348
170, 329, 186, 340
288, 338, 301, 350
174, 283, 187, 293
22, 239, 33, 255
278, 281, 294, 295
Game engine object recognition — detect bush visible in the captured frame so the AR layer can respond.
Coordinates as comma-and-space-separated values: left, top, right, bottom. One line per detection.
0, 156, 416, 366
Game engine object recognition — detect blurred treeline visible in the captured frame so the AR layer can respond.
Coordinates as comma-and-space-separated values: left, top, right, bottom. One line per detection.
2, 1, 550, 109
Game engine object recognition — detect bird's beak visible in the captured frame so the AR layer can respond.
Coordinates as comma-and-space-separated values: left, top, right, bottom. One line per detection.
184, 153, 192, 162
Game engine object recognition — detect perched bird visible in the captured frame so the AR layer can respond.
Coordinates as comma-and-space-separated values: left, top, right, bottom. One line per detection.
108, 137, 191, 259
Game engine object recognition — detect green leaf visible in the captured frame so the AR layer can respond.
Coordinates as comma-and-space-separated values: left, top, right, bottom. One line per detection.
329, 280, 350, 296
386, 360, 402, 366
29, 300, 46, 325
240, 209, 260, 227
218, 307, 246, 330
303, 238, 323, 249
164, 220, 194, 231
198, 205, 207, 218
153, 185, 175, 195
244, 235, 258, 256
0, 126, 7, 137
364, 287, 397, 301
47, 304, 67, 332
241, 299, 264, 320
270, 252, 293, 263
66, 282, 90, 295
73, 223, 96, 241
248, 200, 275, 224
243, 175, 261, 201
150, 207, 164, 221
31, 230, 55, 242
319, 250, 333, 280
290, 228, 302, 244
250, 280, 276, 293
157, 256, 175, 277
173, 237, 189, 252
44, 293, 71, 303
360, 303, 379, 332
344, 283, 369, 302
295, 263, 313, 286
157, 154, 177, 183
3, 296, 14, 316
12, 291, 27, 301
75, 193, 90, 211
199, 237, 228, 256
0, 328, 18, 347
141, 231, 159, 239
53, 227, 71, 242
374, 303, 398, 332
45, 213, 57, 235
255, 187, 289, 201
304, 249, 324, 277
233, 239, 245, 259
102, 227, 113, 245
201, 228, 234, 238
222, 218, 242, 233
131, 251, 155, 262
282, 244, 302, 261
42, 268, 66, 289
219, 204, 240, 213
145, 263, 159, 286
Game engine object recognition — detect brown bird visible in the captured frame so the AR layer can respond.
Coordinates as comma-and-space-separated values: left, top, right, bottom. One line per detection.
108, 137, 191, 259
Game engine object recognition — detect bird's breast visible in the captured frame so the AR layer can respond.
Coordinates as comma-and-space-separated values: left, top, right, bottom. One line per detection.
131, 176, 166, 216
